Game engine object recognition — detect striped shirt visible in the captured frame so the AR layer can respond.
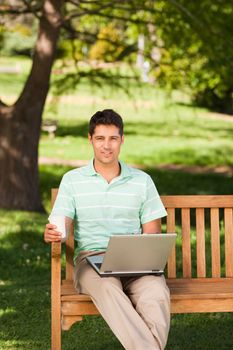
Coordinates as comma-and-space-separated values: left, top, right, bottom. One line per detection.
50, 159, 167, 261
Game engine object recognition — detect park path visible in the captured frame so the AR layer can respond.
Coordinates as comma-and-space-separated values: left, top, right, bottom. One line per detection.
39, 157, 233, 177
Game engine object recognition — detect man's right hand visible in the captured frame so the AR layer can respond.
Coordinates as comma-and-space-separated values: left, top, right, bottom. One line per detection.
44, 223, 62, 243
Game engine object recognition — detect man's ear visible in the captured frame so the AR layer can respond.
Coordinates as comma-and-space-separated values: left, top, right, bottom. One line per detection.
88, 133, 92, 144
121, 135, 124, 144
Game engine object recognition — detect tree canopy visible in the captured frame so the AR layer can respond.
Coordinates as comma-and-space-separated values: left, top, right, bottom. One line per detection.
0, 0, 232, 211
153, 0, 233, 113
1, 1, 233, 111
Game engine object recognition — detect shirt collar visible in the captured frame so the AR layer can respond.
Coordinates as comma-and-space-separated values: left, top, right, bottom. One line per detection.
81, 159, 132, 179
118, 160, 132, 179
81, 159, 97, 176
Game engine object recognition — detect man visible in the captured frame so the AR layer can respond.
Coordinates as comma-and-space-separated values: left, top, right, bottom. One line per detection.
44, 109, 170, 350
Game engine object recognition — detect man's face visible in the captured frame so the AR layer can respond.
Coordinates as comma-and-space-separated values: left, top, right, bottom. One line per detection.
88, 124, 124, 166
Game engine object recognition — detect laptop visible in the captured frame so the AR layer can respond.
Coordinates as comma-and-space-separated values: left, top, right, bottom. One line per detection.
86, 233, 176, 277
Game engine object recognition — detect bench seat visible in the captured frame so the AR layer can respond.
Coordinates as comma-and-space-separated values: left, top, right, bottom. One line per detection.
60, 277, 233, 330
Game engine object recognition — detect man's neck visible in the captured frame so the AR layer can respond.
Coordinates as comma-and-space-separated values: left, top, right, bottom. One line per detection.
94, 160, 121, 183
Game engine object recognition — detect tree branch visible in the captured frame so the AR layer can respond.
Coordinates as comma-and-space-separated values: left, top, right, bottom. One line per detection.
66, 9, 154, 25
0, 3, 41, 16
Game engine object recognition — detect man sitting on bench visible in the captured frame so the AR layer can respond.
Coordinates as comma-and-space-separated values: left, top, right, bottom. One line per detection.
44, 109, 170, 350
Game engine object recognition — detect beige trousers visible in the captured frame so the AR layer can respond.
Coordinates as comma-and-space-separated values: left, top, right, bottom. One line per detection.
74, 252, 170, 350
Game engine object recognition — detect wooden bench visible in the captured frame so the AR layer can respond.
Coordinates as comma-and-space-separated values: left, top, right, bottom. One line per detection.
51, 191, 233, 350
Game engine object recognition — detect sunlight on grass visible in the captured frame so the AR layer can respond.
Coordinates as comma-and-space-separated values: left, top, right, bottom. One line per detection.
0, 189, 232, 350
41, 86, 233, 167
1, 56, 233, 350
0, 308, 16, 317
1, 57, 233, 168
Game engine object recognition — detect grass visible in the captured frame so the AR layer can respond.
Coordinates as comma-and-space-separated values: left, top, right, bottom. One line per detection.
1, 56, 233, 349
1, 166, 233, 349
40, 86, 233, 167
39, 112, 233, 167
1, 57, 233, 167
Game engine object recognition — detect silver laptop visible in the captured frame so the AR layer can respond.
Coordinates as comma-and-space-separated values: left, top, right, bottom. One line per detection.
86, 233, 176, 277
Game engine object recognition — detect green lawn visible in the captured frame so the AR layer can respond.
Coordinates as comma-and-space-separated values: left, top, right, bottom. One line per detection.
40, 105, 233, 167
1, 57, 233, 167
1, 165, 233, 349
40, 79, 233, 167
1, 57, 233, 349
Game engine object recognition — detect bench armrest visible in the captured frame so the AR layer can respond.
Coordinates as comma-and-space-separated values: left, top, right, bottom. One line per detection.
51, 241, 61, 289
51, 241, 62, 259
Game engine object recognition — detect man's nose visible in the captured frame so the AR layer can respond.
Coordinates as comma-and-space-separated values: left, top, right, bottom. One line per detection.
103, 140, 110, 148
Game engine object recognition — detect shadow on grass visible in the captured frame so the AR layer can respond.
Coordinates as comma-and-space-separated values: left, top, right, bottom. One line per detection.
1, 165, 233, 349
55, 121, 89, 138
0, 213, 52, 349
39, 164, 72, 212
0, 214, 122, 349
49, 120, 233, 141
40, 164, 233, 204
125, 122, 233, 140
1, 221, 233, 350
145, 167, 233, 195
168, 313, 233, 350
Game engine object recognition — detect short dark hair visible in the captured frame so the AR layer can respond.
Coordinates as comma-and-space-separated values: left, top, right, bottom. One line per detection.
89, 109, 124, 136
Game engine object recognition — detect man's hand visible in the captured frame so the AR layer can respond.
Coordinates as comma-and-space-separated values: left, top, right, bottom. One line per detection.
44, 223, 62, 243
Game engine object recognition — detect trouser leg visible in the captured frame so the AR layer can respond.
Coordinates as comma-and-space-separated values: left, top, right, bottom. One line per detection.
124, 275, 170, 350
74, 258, 160, 350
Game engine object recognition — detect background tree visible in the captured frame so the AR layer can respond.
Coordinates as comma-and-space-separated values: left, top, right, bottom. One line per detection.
0, 0, 232, 212
0, 0, 152, 212
151, 0, 233, 113
0, 0, 64, 212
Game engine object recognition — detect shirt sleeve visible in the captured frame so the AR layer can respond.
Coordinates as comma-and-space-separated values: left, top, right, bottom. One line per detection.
49, 173, 76, 220
140, 175, 167, 224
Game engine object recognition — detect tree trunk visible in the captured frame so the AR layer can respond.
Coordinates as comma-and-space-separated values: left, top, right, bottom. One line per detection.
0, 0, 63, 211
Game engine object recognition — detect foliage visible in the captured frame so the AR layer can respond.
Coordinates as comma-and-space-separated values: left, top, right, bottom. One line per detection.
1, 0, 233, 213
89, 23, 125, 62
1, 1, 232, 112
0, 20, 36, 57
56, 38, 84, 61
0, 25, 5, 49
152, 0, 233, 113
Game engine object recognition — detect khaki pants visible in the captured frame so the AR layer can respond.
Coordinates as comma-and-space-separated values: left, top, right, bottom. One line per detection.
74, 252, 170, 350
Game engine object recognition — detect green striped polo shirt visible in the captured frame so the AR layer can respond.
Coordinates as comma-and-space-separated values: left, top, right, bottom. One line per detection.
50, 159, 167, 261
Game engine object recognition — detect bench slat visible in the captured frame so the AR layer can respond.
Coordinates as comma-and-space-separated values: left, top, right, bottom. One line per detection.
166, 208, 176, 278
66, 222, 74, 280
225, 208, 233, 277
161, 195, 233, 208
210, 208, 221, 277
61, 278, 233, 301
157, 218, 162, 232
196, 208, 206, 277
181, 208, 191, 278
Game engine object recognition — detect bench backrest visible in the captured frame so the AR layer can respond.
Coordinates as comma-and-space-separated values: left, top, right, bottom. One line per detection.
51, 190, 233, 280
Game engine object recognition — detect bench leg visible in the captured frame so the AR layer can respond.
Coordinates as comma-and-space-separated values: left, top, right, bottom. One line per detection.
51, 243, 61, 350
51, 301, 61, 350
